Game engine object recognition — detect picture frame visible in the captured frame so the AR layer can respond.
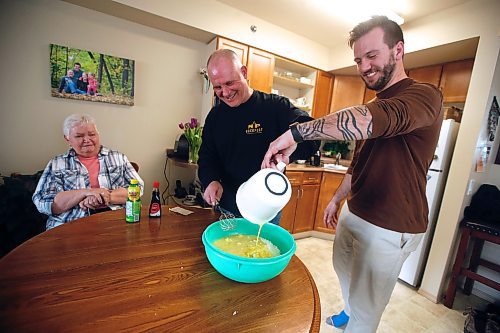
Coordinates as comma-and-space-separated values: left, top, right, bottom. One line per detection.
50, 44, 135, 106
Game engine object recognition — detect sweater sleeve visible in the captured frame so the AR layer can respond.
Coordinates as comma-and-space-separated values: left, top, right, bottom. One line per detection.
367, 83, 443, 138
197, 110, 223, 189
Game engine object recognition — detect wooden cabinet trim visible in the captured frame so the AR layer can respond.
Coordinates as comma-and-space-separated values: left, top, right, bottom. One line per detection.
313, 172, 345, 234
439, 59, 474, 103
330, 75, 365, 113
292, 184, 320, 233
302, 172, 322, 184
216, 37, 248, 65
408, 64, 443, 87
312, 71, 334, 119
285, 171, 303, 185
363, 87, 376, 104
247, 47, 275, 93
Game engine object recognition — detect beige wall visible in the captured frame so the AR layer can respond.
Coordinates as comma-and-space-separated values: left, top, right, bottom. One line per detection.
0, 0, 206, 201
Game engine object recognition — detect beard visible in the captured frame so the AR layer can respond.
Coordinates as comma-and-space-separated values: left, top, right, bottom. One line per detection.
363, 55, 396, 91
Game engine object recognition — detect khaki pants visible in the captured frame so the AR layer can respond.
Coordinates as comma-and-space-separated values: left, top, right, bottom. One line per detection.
333, 204, 424, 333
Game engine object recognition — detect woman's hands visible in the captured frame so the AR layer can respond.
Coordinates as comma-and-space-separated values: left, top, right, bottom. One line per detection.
52, 187, 129, 215
79, 188, 111, 210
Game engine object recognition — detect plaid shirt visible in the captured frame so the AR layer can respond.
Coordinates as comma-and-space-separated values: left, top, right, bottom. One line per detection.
33, 146, 144, 230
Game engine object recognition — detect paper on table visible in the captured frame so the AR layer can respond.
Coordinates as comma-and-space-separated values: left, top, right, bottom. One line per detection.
169, 206, 194, 216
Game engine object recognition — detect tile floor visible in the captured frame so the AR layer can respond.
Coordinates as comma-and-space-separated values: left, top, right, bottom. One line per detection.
295, 237, 489, 333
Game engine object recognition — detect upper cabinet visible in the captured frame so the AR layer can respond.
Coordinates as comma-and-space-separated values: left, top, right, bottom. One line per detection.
329, 59, 474, 115
247, 47, 275, 93
217, 37, 274, 93
312, 71, 334, 118
330, 75, 365, 113
216, 37, 248, 65
439, 59, 474, 103
408, 64, 443, 87
406, 59, 474, 103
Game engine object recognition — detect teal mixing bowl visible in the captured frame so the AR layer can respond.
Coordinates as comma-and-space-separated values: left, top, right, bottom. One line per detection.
202, 218, 296, 283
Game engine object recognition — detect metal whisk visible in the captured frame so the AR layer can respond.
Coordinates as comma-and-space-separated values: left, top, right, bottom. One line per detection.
214, 201, 236, 231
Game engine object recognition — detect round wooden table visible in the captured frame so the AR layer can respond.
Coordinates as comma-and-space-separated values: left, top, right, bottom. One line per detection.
0, 206, 320, 332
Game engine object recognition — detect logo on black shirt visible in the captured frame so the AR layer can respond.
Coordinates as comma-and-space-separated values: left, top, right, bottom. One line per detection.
246, 121, 263, 134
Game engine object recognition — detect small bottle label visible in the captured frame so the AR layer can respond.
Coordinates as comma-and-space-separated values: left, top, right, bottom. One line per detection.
128, 187, 140, 201
149, 203, 161, 217
126, 201, 141, 222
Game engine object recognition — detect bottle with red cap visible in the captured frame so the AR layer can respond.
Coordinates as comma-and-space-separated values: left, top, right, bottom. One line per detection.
149, 181, 162, 218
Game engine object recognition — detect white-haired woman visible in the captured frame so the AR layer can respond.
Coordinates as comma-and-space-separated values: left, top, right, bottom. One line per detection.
33, 114, 144, 230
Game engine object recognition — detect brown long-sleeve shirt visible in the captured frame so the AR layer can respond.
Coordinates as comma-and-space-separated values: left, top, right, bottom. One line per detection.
347, 78, 443, 233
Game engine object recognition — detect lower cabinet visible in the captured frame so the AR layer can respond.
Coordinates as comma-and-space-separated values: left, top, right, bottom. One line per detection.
281, 171, 321, 233
282, 170, 346, 235
314, 172, 346, 234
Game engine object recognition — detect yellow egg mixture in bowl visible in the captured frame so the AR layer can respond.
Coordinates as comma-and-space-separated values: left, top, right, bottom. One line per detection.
202, 218, 296, 283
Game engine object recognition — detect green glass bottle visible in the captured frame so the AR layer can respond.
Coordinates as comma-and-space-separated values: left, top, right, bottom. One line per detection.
126, 179, 141, 223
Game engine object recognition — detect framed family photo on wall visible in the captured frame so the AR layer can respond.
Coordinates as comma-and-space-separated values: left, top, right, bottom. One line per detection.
50, 44, 135, 106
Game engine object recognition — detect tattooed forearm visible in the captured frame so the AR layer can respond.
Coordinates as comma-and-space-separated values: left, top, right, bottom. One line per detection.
299, 105, 373, 141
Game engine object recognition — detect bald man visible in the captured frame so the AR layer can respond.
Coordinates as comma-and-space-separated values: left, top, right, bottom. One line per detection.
198, 49, 319, 224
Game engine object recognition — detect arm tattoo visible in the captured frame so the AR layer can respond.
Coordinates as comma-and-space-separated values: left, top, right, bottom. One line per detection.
300, 105, 372, 141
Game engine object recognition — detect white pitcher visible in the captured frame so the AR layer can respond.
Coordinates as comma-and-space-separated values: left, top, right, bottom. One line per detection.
236, 162, 291, 225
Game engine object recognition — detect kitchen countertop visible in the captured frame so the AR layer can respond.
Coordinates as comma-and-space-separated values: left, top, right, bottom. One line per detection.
286, 159, 350, 174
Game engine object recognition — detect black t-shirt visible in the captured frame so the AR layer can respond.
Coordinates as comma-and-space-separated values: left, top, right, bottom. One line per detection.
198, 90, 318, 215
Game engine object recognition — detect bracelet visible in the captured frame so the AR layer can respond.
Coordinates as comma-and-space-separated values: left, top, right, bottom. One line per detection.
289, 122, 304, 144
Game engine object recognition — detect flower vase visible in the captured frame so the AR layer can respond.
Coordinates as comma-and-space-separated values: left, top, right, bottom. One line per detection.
188, 143, 200, 164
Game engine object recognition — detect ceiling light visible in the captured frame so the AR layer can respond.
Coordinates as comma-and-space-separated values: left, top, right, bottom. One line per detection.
313, 0, 405, 26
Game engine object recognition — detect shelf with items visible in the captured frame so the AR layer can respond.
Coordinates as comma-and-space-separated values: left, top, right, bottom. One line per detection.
272, 56, 317, 116
165, 149, 198, 170
272, 75, 314, 89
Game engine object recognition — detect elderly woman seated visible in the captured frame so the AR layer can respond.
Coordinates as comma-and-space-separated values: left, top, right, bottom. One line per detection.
33, 114, 144, 230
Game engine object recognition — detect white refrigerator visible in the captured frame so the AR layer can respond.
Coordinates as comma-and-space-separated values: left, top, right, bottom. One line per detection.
398, 119, 460, 287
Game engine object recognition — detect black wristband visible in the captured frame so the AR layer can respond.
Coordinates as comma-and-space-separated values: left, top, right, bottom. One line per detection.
289, 122, 304, 144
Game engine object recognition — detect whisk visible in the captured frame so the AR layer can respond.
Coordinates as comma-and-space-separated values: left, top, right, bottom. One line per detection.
214, 201, 236, 231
